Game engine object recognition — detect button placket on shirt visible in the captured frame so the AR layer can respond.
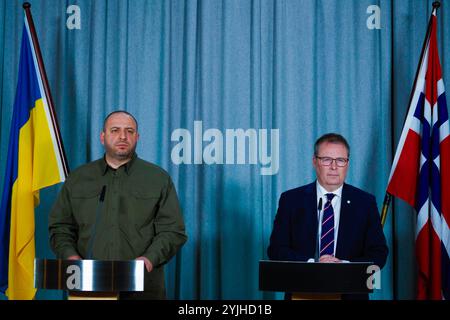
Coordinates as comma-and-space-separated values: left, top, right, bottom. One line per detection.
109, 169, 121, 256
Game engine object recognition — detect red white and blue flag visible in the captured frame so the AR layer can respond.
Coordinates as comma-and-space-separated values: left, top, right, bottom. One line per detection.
386, 9, 450, 300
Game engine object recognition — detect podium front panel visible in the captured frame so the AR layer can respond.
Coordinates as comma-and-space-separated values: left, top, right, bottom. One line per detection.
34, 259, 144, 292
259, 260, 374, 294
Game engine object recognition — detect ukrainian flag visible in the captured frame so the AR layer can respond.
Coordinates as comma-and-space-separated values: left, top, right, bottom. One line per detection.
0, 16, 68, 300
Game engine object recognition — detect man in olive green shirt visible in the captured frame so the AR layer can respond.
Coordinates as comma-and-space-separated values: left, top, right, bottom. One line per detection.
49, 111, 187, 299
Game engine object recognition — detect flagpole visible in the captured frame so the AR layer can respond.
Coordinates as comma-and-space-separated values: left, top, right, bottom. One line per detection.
22, 2, 69, 176
381, 1, 441, 227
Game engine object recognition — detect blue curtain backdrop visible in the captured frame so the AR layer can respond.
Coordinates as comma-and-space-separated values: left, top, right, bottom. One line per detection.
1, 0, 449, 300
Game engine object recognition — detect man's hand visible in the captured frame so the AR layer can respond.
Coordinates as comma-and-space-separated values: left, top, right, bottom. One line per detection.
67, 255, 82, 260
136, 256, 153, 272
319, 254, 342, 263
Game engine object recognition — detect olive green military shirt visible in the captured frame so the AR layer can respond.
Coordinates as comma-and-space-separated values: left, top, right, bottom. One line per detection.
49, 154, 187, 268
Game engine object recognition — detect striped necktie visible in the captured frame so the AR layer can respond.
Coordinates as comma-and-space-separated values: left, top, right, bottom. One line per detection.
320, 193, 335, 256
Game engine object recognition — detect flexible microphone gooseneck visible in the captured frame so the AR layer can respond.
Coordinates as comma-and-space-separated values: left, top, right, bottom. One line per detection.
314, 197, 323, 262
86, 185, 106, 259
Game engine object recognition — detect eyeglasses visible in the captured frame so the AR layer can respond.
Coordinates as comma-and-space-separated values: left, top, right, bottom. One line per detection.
315, 156, 349, 167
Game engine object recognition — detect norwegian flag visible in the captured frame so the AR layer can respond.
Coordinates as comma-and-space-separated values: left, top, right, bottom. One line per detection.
386, 9, 450, 300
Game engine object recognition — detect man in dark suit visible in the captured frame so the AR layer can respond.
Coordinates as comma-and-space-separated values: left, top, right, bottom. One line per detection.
267, 133, 388, 299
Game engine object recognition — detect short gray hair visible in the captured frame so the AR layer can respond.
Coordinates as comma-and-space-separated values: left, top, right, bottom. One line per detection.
314, 133, 350, 157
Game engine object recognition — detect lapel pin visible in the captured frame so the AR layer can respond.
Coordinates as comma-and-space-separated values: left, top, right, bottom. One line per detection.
347, 200, 351, 204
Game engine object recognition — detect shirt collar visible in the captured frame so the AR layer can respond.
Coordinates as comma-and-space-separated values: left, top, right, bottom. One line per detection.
101, 153, 137, 176
316, 181, 343, 199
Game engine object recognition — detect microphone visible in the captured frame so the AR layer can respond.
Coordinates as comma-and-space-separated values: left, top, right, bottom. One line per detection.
86, 185, 107, 259
314, 197, 323, 262
99, 185, 106, 202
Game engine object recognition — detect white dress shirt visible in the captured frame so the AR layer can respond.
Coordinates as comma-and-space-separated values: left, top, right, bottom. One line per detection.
307, 182, 346, 262
316, 182, 343, 256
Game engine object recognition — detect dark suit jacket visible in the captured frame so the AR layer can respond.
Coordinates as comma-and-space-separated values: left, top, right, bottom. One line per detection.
267, 182, 388, 299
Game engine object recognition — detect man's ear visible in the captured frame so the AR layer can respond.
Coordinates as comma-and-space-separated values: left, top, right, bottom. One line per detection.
312, 156, 318, 169
100, 131, 105, 145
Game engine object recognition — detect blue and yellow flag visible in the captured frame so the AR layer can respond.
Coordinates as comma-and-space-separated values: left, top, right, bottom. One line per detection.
0, 15, 68, 300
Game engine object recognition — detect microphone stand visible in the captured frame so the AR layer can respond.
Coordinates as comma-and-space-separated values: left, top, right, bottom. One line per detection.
86, 185, 107, 259
314, 197, 322, 262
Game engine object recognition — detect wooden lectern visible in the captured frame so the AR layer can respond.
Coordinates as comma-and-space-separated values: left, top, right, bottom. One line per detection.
259, 260, 374, 299
34, 259, 144, 300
